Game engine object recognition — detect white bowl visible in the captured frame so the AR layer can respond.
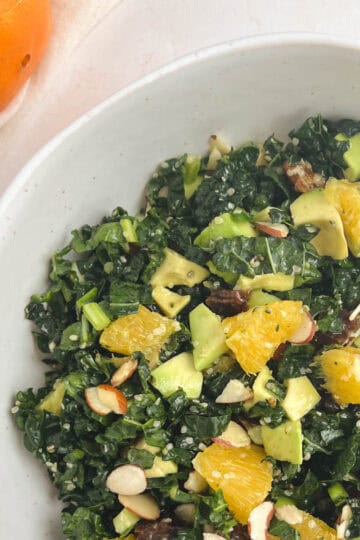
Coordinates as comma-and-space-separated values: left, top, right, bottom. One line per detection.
1, 33, 360, 538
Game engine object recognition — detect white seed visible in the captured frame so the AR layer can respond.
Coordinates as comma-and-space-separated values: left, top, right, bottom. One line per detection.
106, 464, 147, 496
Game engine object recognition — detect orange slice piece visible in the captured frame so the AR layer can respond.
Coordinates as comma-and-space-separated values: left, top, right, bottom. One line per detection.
193, 443, 272, 524
291, 510, 336, 539
100, 305, 180, 366
222, 301, 303, 374
325, 178, 360, 257
317, 346, 360, 404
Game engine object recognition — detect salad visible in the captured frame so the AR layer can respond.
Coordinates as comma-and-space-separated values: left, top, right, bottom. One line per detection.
13, 115, 360, 540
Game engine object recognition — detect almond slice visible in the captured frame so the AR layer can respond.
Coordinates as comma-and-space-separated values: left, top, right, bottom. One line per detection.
106, 464, 147, 496
248, 501, 275, 540
85, 387, 111, 416
203, 534, 226, 540
289, 311, 316, 344
213, 420, 250, 448
111, 358, 138, 386
215, 379, 253, 404
97, 384, 128, 414
255, 221, 289, 238
119, 493, 160, 520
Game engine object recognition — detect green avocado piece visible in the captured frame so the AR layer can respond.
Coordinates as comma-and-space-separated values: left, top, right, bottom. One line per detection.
262, 420, 303, 465
152, 285, 190, 318
189, 303, 228, 371
247, 425, 263, 446
150, 248, 209, 288
151, 352, 203, 398
248, 289, 280, 308
244, 366, 275, 411
252, 206, 272, 221
113, 508, 139, 536
206, 260, 238, 286
336, 132, 360, 181
144, 455, 178, 478
183, 155, 203, 199
194, 211, 257, 248
235, 273, 295, 292
38, 379, 65, 416
253, 366, 275, 402
282, 376, 321, 421
290, 189, 348, 260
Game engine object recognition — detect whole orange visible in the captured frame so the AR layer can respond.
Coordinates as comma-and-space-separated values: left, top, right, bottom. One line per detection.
0, 0, 51, 111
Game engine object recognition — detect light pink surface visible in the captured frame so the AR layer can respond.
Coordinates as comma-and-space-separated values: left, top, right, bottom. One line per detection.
1, 0, 360, 194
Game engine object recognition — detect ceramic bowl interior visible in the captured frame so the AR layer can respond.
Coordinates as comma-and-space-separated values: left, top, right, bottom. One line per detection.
2, 34, 360, 538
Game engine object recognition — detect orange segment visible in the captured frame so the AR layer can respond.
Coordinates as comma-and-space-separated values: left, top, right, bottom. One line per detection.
222, 301, 303, 374
0, 0, 51, 110
193, 443, 272, 524
291, 510, 336, 539
317, 346, 360, 404
325, 178, 360, 256
100, 305, 180, 366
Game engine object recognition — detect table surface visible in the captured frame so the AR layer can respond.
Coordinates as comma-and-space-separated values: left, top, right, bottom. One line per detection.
1, 0, 360, 195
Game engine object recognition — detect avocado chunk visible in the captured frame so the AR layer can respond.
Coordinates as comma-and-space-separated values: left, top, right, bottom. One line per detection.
236, 273, 295, 292
194, 211, 257, 248
282, 376, 321, 421
336, 132, 360, 181
262, 420, 303, 465
248, 289, 280, 308
150, 248, 209, 288
247, 425, 263, 446
290, 189, 348, 260
135, 437, 160, 455
252, 206, 272, 221
189, 303, 228, 370
253, 366, 275, 403
206, 261, 238, 285
152, 285, 190, 318
38, 379, 65, 416
183, 155, 203, 199
151, 352, 203, 398
113, 508, 139, 536
244, 366, 275, 411
144, 455, 178, 478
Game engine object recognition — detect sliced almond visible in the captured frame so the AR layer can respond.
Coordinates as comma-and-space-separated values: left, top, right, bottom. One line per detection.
213, 420, 250, 448
97, 384, 128, 414
203, 534, 226, 540
106, 465, 147, 496
248, 501, 275, 540
288, 311, 316, 344
111, 358, 138, 386
119, 493, 160, 520
85, 387, 111, 416
215, 379, 253, 404
175, 503, 196, 524
255, 221, 289, 238
184, 470, 208, 493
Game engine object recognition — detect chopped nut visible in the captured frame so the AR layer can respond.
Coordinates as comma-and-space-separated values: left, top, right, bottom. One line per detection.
284, 160, 325, 192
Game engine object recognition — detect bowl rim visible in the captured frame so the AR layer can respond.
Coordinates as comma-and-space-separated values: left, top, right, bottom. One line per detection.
1, 31, 360, 218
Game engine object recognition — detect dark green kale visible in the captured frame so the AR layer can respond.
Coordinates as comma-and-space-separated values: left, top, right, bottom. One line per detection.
211, 236, 322, 285
285, 114, 349, 177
